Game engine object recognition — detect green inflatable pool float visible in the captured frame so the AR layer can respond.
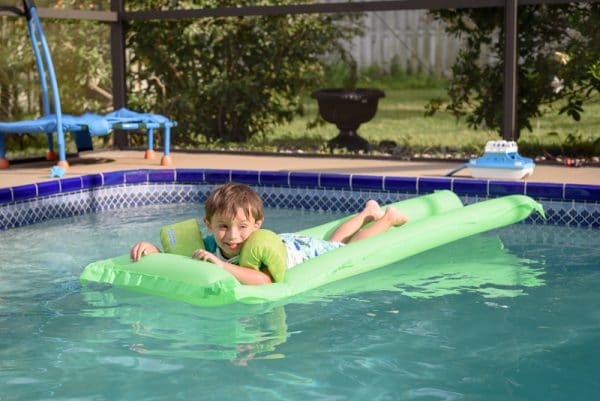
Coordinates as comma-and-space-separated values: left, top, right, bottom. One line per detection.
80, 190, 544, 306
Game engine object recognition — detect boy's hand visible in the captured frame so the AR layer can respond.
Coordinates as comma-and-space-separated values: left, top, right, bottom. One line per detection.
130, 242, 160, 261
192, 249, 223, 267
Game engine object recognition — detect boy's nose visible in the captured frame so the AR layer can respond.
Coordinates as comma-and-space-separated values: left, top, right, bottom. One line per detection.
226, 227, 240, 240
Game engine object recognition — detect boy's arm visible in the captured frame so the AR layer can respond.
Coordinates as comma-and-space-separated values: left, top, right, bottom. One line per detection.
192, 249, 273, 285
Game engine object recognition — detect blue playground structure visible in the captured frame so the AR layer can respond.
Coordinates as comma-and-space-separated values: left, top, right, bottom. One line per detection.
0, 1, 176, 172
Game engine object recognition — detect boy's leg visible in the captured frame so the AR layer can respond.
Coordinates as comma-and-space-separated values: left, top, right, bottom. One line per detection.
328, 200, 384, 243
348, 207, 409, 243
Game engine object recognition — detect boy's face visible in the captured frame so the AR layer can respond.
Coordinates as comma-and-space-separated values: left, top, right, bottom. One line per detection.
204, 207, 262, 258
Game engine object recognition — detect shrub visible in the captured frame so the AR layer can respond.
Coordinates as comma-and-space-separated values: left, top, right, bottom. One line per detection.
127, 0, 362, 145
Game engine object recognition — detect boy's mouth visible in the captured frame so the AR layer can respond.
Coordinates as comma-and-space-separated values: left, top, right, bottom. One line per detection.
224, 242, 241, 252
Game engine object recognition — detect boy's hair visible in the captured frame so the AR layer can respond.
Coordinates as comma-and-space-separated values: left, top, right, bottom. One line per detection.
205, 182, 264, 222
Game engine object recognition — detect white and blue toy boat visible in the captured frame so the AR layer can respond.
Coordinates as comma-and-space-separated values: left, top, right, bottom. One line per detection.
466, 140, 535, 180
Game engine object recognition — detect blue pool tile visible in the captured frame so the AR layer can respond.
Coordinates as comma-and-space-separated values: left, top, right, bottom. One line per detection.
102, 171, 125, 186
176, 169, 205, 183
418, 177, 452, 194
577, 209, 592, 226
452, 179, 488, 196
289, 172, 319, 188
0, 188, 13, 204
60, 177, 82, 193
124, 171, 148, 184
320, 173, 351, 189
81, 174, 103, 189
37, 181, 60, 197
148, 169, 176, 183
383, 176, 417, 193
204, 169, 231, 184
300, 196, 315, 210
526, 182, 564, 200
259, 171, 289, 186
231, 170, 260, 185
489, 180, 525, 197
13, 184, 37, 201
2, 169, 599, 231
592, 210, 600, 228
565, 184, 600, 202
351, 175, 383, 191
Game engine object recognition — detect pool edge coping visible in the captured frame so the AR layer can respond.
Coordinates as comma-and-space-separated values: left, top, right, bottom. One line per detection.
1, 168, 599, 205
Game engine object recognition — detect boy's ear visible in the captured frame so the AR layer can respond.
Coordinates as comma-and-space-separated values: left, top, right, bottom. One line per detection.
255, 219, 263, 228
203, 216, 210, 227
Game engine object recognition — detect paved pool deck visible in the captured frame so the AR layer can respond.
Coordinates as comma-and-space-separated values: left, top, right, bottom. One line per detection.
1, 150, 599, 188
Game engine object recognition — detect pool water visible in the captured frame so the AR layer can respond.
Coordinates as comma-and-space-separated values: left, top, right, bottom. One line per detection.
1, 204, 599, 401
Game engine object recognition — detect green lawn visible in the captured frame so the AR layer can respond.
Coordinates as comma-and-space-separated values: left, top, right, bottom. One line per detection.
267, 85, 600, 158
6, 77, 599, 160
272, 88, 498, 152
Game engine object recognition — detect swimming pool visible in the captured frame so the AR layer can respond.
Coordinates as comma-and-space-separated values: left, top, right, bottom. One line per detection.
1, 169, 599, 400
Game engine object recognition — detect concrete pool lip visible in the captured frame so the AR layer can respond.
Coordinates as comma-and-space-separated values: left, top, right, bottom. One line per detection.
1, 149, 599, 189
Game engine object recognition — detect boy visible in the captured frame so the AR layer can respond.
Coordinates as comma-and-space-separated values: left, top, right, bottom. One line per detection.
131, 182, 408, 285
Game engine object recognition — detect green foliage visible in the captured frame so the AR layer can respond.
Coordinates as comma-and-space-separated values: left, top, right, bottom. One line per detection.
126, 0, 361, 144
519, 131, 600, 159
0, 3, 112, 118
427, 3, 600, 138
1, 16, 35, 121
323, 61, 448, 91
46, 20, 112, 114
0, 1, 112, 151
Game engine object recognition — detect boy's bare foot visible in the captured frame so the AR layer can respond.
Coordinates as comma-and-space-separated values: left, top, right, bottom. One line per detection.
364, 199, 385, 222
383, 207, 409, 226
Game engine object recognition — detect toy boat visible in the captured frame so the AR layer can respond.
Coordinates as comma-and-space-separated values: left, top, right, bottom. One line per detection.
467, 140, 535, 180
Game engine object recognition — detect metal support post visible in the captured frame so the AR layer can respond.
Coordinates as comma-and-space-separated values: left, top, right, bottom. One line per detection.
502, 0, 518, 141
110, 0, 129, 149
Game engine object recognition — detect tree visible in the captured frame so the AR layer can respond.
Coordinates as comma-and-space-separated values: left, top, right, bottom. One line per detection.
427, 2, 599, 139
126, 0, 361, 145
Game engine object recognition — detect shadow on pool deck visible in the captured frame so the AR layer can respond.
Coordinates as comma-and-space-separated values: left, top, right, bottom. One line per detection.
1, 149, 599, 188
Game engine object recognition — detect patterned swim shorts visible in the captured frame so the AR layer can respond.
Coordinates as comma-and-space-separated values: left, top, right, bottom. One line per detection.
278, 233, 345, 268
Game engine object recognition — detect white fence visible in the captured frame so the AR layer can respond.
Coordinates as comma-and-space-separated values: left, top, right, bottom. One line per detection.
347, 10, 462, 76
